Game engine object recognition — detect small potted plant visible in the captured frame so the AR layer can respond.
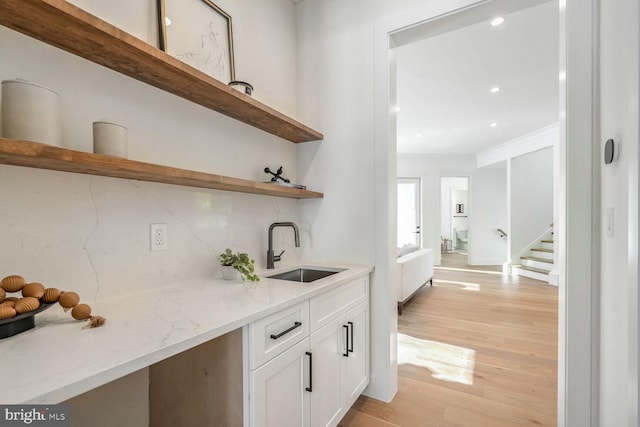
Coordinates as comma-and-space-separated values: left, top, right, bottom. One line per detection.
219, 248, 260, 282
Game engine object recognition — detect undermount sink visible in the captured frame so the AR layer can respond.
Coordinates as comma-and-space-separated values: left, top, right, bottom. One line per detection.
266, 268, 345, 283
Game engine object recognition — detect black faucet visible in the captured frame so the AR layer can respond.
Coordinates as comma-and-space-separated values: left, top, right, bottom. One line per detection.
267, 222, 300, 269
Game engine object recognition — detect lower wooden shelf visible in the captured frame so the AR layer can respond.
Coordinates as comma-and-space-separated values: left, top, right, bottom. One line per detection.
0, 138, 323, 199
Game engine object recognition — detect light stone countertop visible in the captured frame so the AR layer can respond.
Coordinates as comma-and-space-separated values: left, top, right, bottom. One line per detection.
0, 263, 372, 404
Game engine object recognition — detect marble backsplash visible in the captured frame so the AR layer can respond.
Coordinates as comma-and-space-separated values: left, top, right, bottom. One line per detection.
0, 165, 303, 302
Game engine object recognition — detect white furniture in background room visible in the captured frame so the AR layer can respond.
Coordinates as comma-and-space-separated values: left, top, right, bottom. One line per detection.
396, 247, 434, 315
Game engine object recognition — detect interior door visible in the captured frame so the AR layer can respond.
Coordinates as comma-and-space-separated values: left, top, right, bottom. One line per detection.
397, 178, 421, 247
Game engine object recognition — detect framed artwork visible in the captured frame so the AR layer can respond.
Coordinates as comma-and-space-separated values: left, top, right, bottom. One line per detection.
157, 0, 236, 83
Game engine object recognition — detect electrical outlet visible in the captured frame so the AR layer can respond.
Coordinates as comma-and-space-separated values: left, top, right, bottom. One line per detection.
150, 223, 168, 251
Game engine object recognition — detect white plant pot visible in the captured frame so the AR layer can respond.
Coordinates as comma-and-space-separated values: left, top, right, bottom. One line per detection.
222, 266, 240, 281
93, 120, 127, 158
1, 79, 62, 146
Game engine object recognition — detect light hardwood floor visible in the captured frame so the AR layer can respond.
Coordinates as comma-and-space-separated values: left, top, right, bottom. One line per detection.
339, 253, 558, 427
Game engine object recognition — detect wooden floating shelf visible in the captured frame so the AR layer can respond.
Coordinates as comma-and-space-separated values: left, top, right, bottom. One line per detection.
0, 0, 323, 144
0, 138, 324, 200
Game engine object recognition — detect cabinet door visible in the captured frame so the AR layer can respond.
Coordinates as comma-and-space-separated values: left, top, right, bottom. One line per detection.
309, 317, 344, 427
343, 301, 369, 409
250, 338, 311, 427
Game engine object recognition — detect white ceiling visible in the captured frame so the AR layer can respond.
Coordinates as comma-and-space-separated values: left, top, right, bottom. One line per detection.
395, 1, 559, 155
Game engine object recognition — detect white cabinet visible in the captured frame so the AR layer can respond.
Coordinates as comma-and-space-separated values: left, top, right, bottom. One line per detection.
309, 316, 345, 426
308, 300, 369, 427
250, 338, 311, 427
342, 301, 369, 408
245, 275, 370, 427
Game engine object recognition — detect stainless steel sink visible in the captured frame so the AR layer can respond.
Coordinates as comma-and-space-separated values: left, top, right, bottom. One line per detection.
266, 268, 345, 283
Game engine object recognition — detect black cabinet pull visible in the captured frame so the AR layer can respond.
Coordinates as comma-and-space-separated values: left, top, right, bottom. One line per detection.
305, 351, 313, 392
270, 321, 302, 340
343, 325, 349, 357
348, 321, 354, 353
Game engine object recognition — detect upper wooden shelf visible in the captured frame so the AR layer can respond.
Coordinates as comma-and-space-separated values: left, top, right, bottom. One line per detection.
0, 138, 324, 199
0, 0, 323, 144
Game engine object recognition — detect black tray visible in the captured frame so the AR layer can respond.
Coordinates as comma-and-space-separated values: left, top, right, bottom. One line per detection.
0, 303, 53, 339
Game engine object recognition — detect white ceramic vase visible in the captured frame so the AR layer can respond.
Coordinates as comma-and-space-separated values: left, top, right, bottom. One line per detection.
93, 120, 127, 158
1, 79, 62, 146
222, 266, 240, 281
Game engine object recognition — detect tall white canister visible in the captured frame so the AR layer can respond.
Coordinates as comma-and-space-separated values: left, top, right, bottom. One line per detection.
1, 79, 62, 146
93, 120, 128, 158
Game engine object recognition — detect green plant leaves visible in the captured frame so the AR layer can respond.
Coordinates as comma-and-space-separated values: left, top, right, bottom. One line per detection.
218, 248, 259, 281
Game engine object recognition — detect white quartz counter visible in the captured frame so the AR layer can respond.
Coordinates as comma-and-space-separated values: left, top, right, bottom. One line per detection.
0, 263, 372, 404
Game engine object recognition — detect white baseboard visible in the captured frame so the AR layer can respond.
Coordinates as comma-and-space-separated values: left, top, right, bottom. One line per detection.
468, 258, 506, 266
547, 269, 560, 286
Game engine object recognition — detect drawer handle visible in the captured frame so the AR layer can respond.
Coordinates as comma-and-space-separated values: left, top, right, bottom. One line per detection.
343, 324, 349, 357
348, 321, 354, 353
305, 351, 313, 392
270, 321, 302, 340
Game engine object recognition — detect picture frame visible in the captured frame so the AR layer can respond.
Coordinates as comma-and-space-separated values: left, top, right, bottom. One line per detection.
157, 0, 236, 83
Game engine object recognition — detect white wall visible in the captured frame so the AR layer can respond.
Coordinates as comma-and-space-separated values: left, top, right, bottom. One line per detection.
469, 167, 508, 265
398, 154, 507, 266
295, 0, 438, 401
509, 147, 554, 261
67, 0, 298, 117
477, 124, 558, 168
599, 0, 639, 425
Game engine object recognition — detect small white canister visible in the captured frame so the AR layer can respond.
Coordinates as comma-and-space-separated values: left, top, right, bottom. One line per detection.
1, 79, 62, 146
93, 120, 127, 158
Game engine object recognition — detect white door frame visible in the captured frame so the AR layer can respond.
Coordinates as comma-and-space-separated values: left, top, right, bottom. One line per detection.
373, 0, 600, 424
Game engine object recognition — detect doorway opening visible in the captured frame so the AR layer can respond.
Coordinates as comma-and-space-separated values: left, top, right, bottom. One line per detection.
440, 177, 469, 259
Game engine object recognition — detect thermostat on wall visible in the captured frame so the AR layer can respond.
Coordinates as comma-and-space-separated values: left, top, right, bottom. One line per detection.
604, 138, 619, 164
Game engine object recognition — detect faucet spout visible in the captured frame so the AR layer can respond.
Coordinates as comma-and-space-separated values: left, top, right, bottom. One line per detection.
267, 222, 300, 269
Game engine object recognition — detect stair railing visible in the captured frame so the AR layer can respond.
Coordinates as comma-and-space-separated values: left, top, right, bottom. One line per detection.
497, 229, 508, 238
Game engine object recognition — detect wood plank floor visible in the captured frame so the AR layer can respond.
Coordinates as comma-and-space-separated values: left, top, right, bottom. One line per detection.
339, 253, 558, 427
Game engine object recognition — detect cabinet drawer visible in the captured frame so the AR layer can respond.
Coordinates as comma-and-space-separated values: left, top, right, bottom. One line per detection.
310, 276, 369, 332
248, 301, 310, 369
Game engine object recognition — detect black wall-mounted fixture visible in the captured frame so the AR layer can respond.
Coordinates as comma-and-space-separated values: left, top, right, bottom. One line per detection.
604, 138, 618, 164
264, 166, 290, 183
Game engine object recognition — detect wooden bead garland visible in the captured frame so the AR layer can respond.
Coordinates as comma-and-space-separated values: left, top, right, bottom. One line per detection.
0, 275, 106, 330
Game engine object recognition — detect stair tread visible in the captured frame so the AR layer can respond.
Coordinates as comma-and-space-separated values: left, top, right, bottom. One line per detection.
521, 256, 553, 263
531, 248, 553, 253
517, 265, 550, 274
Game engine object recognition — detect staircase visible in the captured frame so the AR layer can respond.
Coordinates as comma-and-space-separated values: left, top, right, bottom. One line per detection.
512, 228, 555, 283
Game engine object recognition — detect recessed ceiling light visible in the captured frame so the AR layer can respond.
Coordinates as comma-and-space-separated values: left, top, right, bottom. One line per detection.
394, 106, 401, 112
490, 123, 498, 127
491, 17, 505, 26
416, 133, 422, 138
490, 86, 501, 93
558, 71, 566, 81
165, 16, 172, 26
